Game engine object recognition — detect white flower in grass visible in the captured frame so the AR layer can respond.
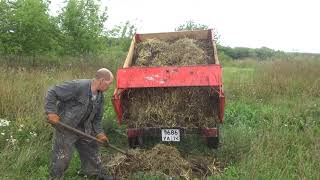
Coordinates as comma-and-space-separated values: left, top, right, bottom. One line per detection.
19, 124, 24, 128
18, 128, 22, 132
0, 119, 10, 127
1, 132, 4, 136
6, 135, 17, 145
29, 131, 37, 137
11, 138, 17, 144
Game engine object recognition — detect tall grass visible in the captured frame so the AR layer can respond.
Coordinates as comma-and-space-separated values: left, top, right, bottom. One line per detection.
0, 59, 122, 179
0, 58, 319, 179
225, 59, 320, 103
218, 59, 320, 179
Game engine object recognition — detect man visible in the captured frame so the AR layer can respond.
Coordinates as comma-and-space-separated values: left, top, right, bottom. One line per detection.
45, 68, 114, 179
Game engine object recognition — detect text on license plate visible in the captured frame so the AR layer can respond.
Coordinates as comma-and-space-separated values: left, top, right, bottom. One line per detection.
161, 129, 180, 142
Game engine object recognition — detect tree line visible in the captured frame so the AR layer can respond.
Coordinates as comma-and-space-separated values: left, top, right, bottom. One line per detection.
174, 20, 287, 61
0, 0, 287, 64
0, 0, 135, 57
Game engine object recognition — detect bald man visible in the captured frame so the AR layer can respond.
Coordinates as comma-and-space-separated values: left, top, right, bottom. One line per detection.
45, 68, 114, 180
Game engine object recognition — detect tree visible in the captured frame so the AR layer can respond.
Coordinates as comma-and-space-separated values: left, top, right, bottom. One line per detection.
175, 20, 208, 31
0, 0, 56, 55
58, 0, 108, 56
0, 0, 13, 54
255, 47, 274, 60
175, 20, 220, 43
107, 21, 137, 51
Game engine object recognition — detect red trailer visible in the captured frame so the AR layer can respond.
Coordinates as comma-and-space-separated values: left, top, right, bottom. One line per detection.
112, 29, 225, 148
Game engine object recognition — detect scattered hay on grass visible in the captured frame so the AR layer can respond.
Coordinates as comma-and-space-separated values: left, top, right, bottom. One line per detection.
103, 144, 221, 180
188, 155, 222, 178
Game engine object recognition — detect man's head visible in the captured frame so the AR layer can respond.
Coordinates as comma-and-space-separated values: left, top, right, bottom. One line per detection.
93, 68, 114, 92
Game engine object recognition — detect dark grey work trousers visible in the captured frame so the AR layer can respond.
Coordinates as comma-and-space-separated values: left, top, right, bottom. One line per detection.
49, 128, 105, 179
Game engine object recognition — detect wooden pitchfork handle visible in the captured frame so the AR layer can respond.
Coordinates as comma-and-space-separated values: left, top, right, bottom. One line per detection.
53, 121, 133, 158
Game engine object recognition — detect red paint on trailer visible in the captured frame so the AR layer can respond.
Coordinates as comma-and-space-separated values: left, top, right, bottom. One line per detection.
112, 65, 225, 125
112, 90, 123, 123
127, 129, 143, 138
218, 93, 225, 123
116, 65, 222, 89
201, 128, 219, 137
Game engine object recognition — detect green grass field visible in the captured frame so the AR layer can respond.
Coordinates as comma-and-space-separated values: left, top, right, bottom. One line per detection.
0, 59, 319, 179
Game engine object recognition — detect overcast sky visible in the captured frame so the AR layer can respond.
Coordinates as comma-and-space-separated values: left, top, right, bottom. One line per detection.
50, 0, 320, 53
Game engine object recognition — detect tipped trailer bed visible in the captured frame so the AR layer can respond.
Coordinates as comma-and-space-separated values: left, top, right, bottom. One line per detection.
112, 29, 225, 148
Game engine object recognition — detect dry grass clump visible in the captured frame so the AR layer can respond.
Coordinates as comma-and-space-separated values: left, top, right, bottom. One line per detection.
121, 87, 219, 128
189, 156, 222, 178
170, 38, 206, 65
134, 38, 213, 66
104, 144, 221, 179
134, 39, 170, 66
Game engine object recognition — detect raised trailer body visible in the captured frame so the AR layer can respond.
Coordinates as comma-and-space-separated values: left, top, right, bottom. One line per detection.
112, 29, 225, 148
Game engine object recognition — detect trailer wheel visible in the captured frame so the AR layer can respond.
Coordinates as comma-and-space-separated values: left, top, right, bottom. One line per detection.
128, 137, 138, 148
128, 136, 144, 148
207, 137, 219, 149
137, 136, 144, 147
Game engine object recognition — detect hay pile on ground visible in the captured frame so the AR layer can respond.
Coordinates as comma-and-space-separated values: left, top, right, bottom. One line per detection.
122, 87, 219, 128
103, 144, 221, 179
122, 37, 218, 128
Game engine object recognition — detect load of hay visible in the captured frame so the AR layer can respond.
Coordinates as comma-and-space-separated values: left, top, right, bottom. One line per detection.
103, 144, 221, 179
122, 87, 219, 128
133, 38, 214, 66
122, 38, 219, 128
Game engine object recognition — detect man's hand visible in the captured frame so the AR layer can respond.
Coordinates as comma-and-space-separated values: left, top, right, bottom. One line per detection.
96, 133, 109, 143
47, 113, 60, 124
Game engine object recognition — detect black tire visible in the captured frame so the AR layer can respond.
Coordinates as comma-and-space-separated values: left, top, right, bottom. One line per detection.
137, 136, 144, 147
128, 136, 144, 148
207, 137, 219, 149
128, 137, 138, 148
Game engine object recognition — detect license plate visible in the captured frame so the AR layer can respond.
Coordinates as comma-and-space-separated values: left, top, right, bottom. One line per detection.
161, 129, 180, 142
